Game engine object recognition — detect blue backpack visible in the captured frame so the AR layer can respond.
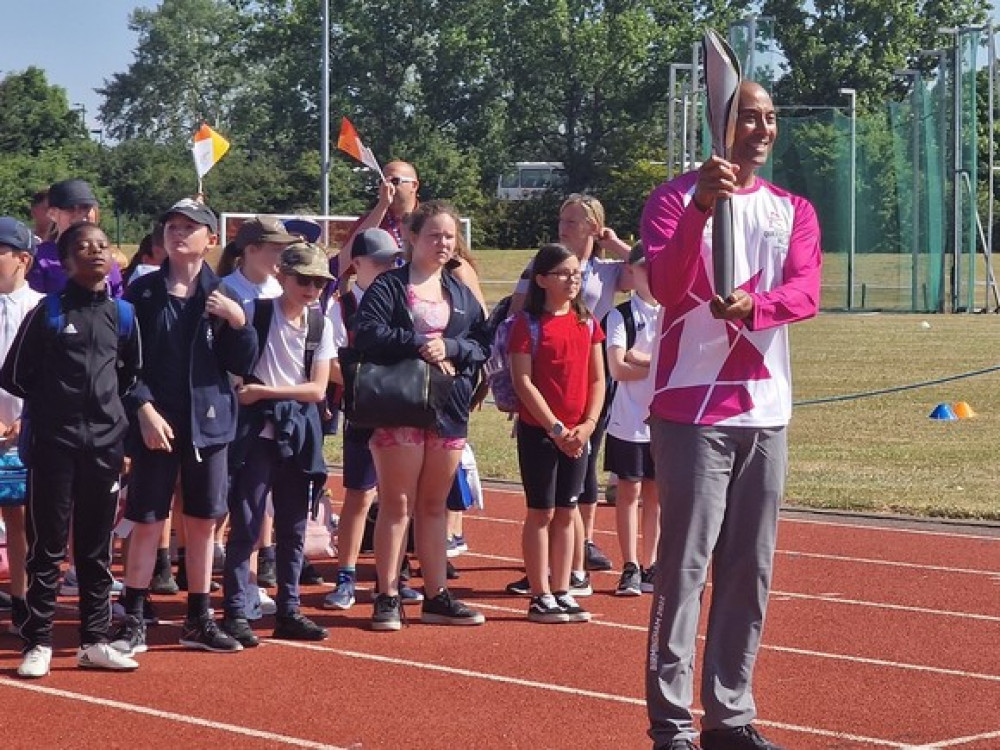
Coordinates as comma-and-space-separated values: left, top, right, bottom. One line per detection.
17, 294, 135, 467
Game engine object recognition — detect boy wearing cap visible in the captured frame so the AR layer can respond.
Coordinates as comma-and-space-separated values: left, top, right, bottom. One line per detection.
27, 178, 124, 298
220, 242, 335, 646
112, 198, 258, 656
323, 228, 400, 610
0, 218, 44, 640
219, 216, 300, 304
603, 242, 661, 596
1, 220, 142, 677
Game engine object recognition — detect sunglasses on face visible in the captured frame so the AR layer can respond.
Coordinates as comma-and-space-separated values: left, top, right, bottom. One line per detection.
294, 275, 328, 289
387, 176, 417, 186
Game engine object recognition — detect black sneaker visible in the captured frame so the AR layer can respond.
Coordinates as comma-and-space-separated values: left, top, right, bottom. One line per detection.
109, 614, 148, 657
299, 561, 324, 585
371, 593, 402, 632
257, 558, 277, 589
150, 568, 180, 595
584, 540, 613, 571
399, 555, 413, 582
273, 612, 328, 641
446, 561, 460, 580
657, 739, 700, 750
221, 616, 260, 648
527, 594, 570, 624
615, 563, 642, 597
421, 588, 485, 626
505, 575, 531, 596
0, 590, 12, 610
553, 592, 591, 623
640, 564, 657, 593
701, 725, 783, 750
179, 616, 243, 653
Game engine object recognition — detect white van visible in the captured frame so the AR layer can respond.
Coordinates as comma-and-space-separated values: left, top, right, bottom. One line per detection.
496, 162, 566, 200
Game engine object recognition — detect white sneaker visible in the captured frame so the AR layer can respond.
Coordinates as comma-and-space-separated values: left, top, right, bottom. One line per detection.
77, 643, 139, 671
258, 587, 277, 616
18, 645, 52, 678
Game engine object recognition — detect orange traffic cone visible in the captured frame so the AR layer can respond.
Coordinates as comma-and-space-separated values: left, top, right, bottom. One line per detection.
953, 401, 977, 419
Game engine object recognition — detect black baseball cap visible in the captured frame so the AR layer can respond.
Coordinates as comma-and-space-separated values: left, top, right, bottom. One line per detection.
351, 228, 401, 261
160, 198, 219, 234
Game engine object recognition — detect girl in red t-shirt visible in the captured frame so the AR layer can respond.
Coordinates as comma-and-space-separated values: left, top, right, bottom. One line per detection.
509, 243, 605, 624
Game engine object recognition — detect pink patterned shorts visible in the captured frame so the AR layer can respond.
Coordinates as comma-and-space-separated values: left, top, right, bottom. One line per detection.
370, 427, 466, 452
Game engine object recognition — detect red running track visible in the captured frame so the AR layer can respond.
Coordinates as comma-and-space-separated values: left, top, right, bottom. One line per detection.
1, 481, 998, 749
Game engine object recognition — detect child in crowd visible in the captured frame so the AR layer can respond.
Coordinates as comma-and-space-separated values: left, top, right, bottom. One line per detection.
0, 218, 44, 639
111, 198, 258, 656
353, 201, 489, 631
509, 243, 605, 624
323, 228, 403, 611
27, 178, 124, 298
603, 242, 661, 595
221, 242, 334, 646
123, 225, 167, 287
1, 220, 142, 677
219, 216, 301, 613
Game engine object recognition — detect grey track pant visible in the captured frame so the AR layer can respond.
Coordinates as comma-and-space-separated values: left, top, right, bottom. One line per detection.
645, 418, 787, 747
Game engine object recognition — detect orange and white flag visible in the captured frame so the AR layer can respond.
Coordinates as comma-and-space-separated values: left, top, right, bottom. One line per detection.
192, 123, 231, 179
337, 117, 383, 178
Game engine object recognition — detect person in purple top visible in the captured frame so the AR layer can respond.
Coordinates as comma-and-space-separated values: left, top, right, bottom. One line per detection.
27, 179, 124, 298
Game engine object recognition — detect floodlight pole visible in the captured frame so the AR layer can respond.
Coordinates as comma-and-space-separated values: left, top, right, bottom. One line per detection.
320, 0, 331, 226
894, 70, 922, 311
838, 88, 857, 310
919, 48, 949, 313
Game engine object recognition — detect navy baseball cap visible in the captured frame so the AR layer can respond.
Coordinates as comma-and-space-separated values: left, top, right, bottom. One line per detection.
161, 198, 219, 234
48, 178, 98, 209
351, 228, 401, 261
284, 218, 323, 243
0, 217, 36, 254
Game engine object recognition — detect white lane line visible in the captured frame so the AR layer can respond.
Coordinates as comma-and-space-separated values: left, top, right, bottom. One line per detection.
472, 603, 1000, 684
459, 484, 1000, 543
463, 513, 1000, 575
464, 550, 1000, 621
904, 727, 1000, 748
0, 677, 352, 749
769, 590, 1000, 623
268, 638, 906, 748
778, 550, 1000, 577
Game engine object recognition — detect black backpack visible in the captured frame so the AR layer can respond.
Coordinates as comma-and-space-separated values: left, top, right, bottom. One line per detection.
600, 298, 637, 407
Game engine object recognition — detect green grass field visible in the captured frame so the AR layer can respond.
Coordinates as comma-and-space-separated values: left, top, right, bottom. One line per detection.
324, 248, 1000, 521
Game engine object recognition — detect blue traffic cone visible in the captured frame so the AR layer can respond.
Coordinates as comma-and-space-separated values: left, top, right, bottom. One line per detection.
929, 403, 957, 420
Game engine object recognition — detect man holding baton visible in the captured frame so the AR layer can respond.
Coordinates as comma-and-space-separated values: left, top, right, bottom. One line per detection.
640, 80, 821, 749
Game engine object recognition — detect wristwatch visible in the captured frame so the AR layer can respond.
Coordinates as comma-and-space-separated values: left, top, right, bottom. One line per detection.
549, 420, 566, 438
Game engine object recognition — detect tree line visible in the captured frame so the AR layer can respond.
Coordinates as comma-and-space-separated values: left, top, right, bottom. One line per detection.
0, 0, 989, 248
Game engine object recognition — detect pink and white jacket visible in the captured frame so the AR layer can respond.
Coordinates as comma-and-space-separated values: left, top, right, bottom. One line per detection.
641, 172, 821, 428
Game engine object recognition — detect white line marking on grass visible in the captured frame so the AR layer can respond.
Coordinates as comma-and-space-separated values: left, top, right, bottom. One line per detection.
267, 639, 907, 748
472, 603, 1000, 683
0, 677, 352, 749
778, 550, 1000, 577
903, 727, 1000, 748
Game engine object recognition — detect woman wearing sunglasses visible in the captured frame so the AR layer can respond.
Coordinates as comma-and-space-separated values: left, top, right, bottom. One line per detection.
352, 201, 490, 632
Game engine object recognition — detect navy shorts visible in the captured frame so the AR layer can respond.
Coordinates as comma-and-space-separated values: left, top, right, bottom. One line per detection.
516, 422, 587, 511
342, 423, 376, 491
603, 434, 655, 481
126, 439, 228, 522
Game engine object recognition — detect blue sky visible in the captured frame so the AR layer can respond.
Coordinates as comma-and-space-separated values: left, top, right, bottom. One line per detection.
1, 1, 998, 138
0, 2, 158, 132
